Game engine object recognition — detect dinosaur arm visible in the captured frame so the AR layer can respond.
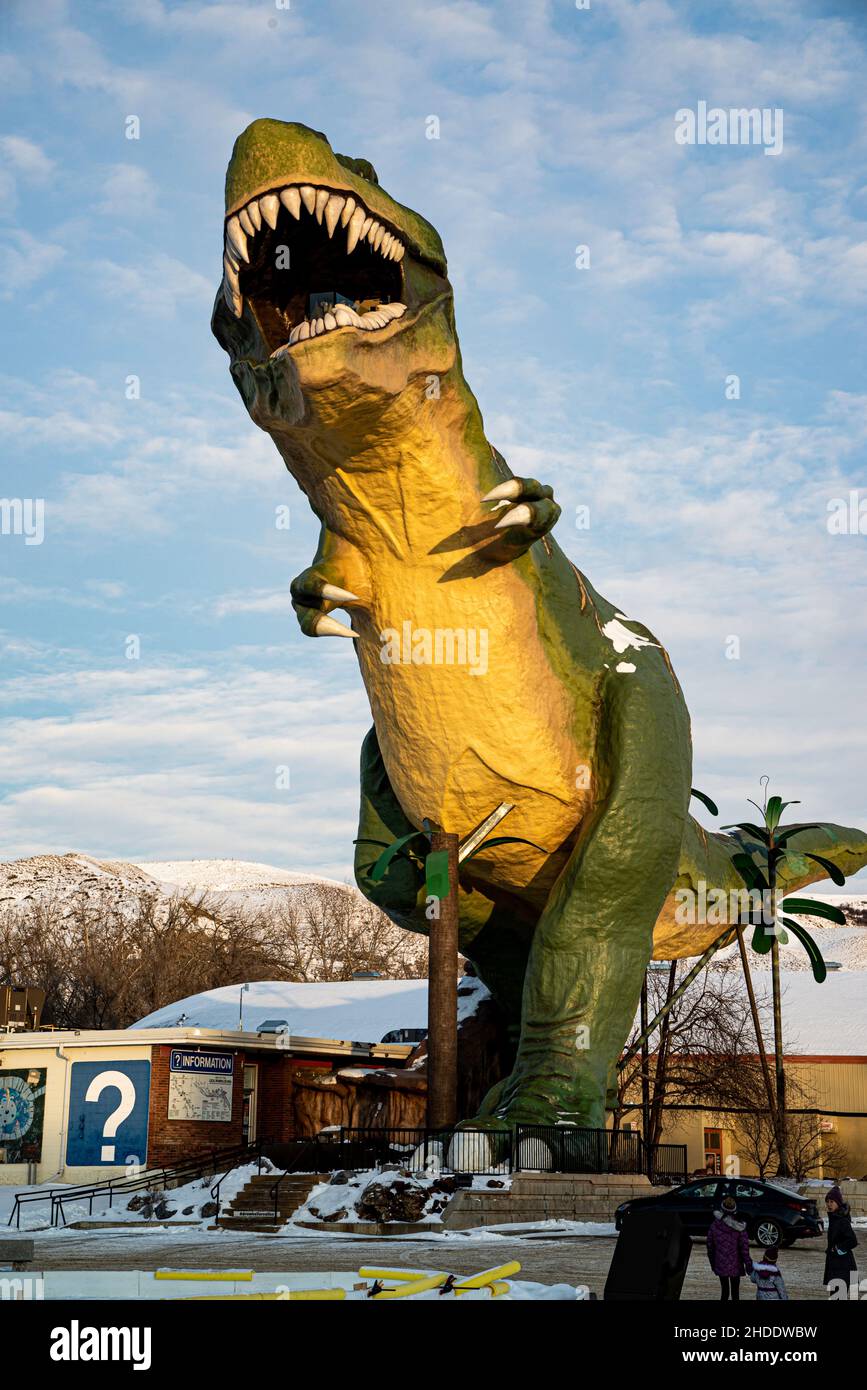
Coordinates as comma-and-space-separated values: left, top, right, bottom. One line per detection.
290, 521, 369, 638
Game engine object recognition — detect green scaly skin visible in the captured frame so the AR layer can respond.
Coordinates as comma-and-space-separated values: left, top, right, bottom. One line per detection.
213, 120, 867, 1130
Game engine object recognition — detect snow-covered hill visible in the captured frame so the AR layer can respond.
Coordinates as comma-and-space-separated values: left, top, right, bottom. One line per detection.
2, 854, 864, 974
0, 852, 369, 919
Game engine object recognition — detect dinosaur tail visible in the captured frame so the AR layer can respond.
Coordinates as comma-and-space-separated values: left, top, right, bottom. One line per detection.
652, 817, 867, 960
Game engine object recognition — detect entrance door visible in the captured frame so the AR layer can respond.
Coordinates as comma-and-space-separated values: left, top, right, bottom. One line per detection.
242, 1064, 258, 1144
704, 1127, 723, 1173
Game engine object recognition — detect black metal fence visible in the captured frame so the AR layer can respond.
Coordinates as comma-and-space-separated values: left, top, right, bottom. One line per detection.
326, 1126, 512, 1177
270, 1125, 687, 1185
513, 1125, 643, 1175
644, 1141, 689, 1187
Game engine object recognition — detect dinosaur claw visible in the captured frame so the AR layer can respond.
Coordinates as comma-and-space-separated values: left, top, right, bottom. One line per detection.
319, 583, 360, 604
312, 613, 357, 639
482, 480, 522, 503
495, 503, 533, 530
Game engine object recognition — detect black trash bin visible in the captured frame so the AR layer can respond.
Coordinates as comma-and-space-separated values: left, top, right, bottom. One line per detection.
604, 1208, 692, 1300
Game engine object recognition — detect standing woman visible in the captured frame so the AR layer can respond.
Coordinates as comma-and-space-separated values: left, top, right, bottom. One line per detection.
824, 1185, 858, 1298
707, 1195, 752, 1300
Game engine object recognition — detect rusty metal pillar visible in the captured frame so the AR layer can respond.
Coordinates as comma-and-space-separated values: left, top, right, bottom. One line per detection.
426, 831, 459, 1129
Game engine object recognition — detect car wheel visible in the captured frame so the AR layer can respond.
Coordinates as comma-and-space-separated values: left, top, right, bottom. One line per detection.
756, 1219, 781, 1247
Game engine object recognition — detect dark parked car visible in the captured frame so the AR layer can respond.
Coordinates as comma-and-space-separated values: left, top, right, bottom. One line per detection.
614, 1176, 824, 1247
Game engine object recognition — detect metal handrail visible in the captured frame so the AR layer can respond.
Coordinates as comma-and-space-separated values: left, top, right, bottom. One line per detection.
8, 1137, 270, 1229
209, 1139, 271, 1217
269, 1139, 324, 1223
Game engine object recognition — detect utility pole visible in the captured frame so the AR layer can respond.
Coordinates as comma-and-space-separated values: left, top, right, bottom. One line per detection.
768, 829, 789, 1177
640, 971, 650, 1169
426, 831, 459, 1130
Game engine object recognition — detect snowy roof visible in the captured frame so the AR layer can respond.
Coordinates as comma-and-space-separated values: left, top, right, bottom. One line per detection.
131, 972, 866, 1055
132, 978, 429, 1044
761, 972, 867, 1057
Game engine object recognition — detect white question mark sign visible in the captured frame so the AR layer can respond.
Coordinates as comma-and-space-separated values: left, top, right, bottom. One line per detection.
84, 1070, 136, 1161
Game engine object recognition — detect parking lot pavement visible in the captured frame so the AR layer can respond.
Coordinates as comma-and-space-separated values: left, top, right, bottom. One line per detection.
21, 1227, 836, 1300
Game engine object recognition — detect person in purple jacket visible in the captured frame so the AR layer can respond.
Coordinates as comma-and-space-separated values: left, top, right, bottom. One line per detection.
707, 1195, 753, 1300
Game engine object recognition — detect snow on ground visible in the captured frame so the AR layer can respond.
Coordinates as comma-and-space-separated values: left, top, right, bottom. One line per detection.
136, 859, 347, 892
132, 977, 428, 1042
300, 1167, 454, 1225
0, 1162, 272, 1232
0, 853, 404, 947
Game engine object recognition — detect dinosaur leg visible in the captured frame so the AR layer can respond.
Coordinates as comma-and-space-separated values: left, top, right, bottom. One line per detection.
353, 726, 530, 1062
480, 676, 691, 1128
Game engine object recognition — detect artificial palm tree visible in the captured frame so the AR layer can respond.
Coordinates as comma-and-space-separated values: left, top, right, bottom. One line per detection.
724, 780, 847, 1175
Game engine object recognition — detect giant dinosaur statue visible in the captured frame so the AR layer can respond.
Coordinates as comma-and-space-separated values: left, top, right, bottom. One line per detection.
213, 120, 867, 1128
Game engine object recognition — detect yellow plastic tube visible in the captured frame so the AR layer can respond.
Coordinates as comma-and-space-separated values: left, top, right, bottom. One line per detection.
154, 1269, 253, 1282
370, 1271, 448, 1299
454, 1261, 521, 1289
358, 1267, 430, 1282
455, 1280, 510, 1298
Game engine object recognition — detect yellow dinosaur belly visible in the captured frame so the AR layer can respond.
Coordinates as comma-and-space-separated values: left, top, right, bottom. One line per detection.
354, 559, 592, 899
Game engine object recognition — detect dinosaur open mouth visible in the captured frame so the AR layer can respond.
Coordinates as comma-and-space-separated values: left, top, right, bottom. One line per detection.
222, 183, 408, 355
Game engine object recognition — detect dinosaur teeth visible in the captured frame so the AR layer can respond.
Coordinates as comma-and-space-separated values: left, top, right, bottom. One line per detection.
346, 206, 366, 254
225, 215, 248, 264
259, 193, 280, 229
222, 183, 408, 321
324, 194, 344, 236
282, 301, 407, 347
280, 186, 301, 219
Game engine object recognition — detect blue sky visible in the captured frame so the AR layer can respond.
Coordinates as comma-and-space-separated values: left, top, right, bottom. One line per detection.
1, 0, 866, 887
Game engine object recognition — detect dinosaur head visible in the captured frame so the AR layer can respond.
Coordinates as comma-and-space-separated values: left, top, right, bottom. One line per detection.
212, 119, 457, 460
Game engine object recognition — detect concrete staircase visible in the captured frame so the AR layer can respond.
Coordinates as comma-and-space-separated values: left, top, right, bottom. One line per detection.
216, 1171, 328, 1232
443, 1172, 667, 1230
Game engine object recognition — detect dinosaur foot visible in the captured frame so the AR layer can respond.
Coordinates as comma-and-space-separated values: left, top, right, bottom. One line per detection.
467, 1072, 604, 1131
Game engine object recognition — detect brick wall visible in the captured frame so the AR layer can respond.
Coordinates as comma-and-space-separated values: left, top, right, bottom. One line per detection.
145, 1047, 342, 1166
147, 1044, 244, 1167
257, 1053, 297, 1144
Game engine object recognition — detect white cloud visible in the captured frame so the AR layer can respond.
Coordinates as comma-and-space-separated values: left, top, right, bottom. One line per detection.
92, 251, 214, 319
97, 163, 159, 217
0, 134, 54, 181
0, 228, 65, 298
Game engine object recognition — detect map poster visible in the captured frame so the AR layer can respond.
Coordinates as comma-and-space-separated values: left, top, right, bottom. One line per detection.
0, 1068, 47, 1164
167, 1049, 234, 1123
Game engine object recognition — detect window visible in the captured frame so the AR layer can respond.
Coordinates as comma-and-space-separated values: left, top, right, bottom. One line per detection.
733, 1182, 764, 1200
681, 1182, 719, 1199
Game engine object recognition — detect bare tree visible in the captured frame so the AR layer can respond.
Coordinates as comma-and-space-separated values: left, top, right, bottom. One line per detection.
0, 884, 427, 1030
264, 885, 427, 981
729, 1066, 852, 1181
616, 961, 770, 1159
